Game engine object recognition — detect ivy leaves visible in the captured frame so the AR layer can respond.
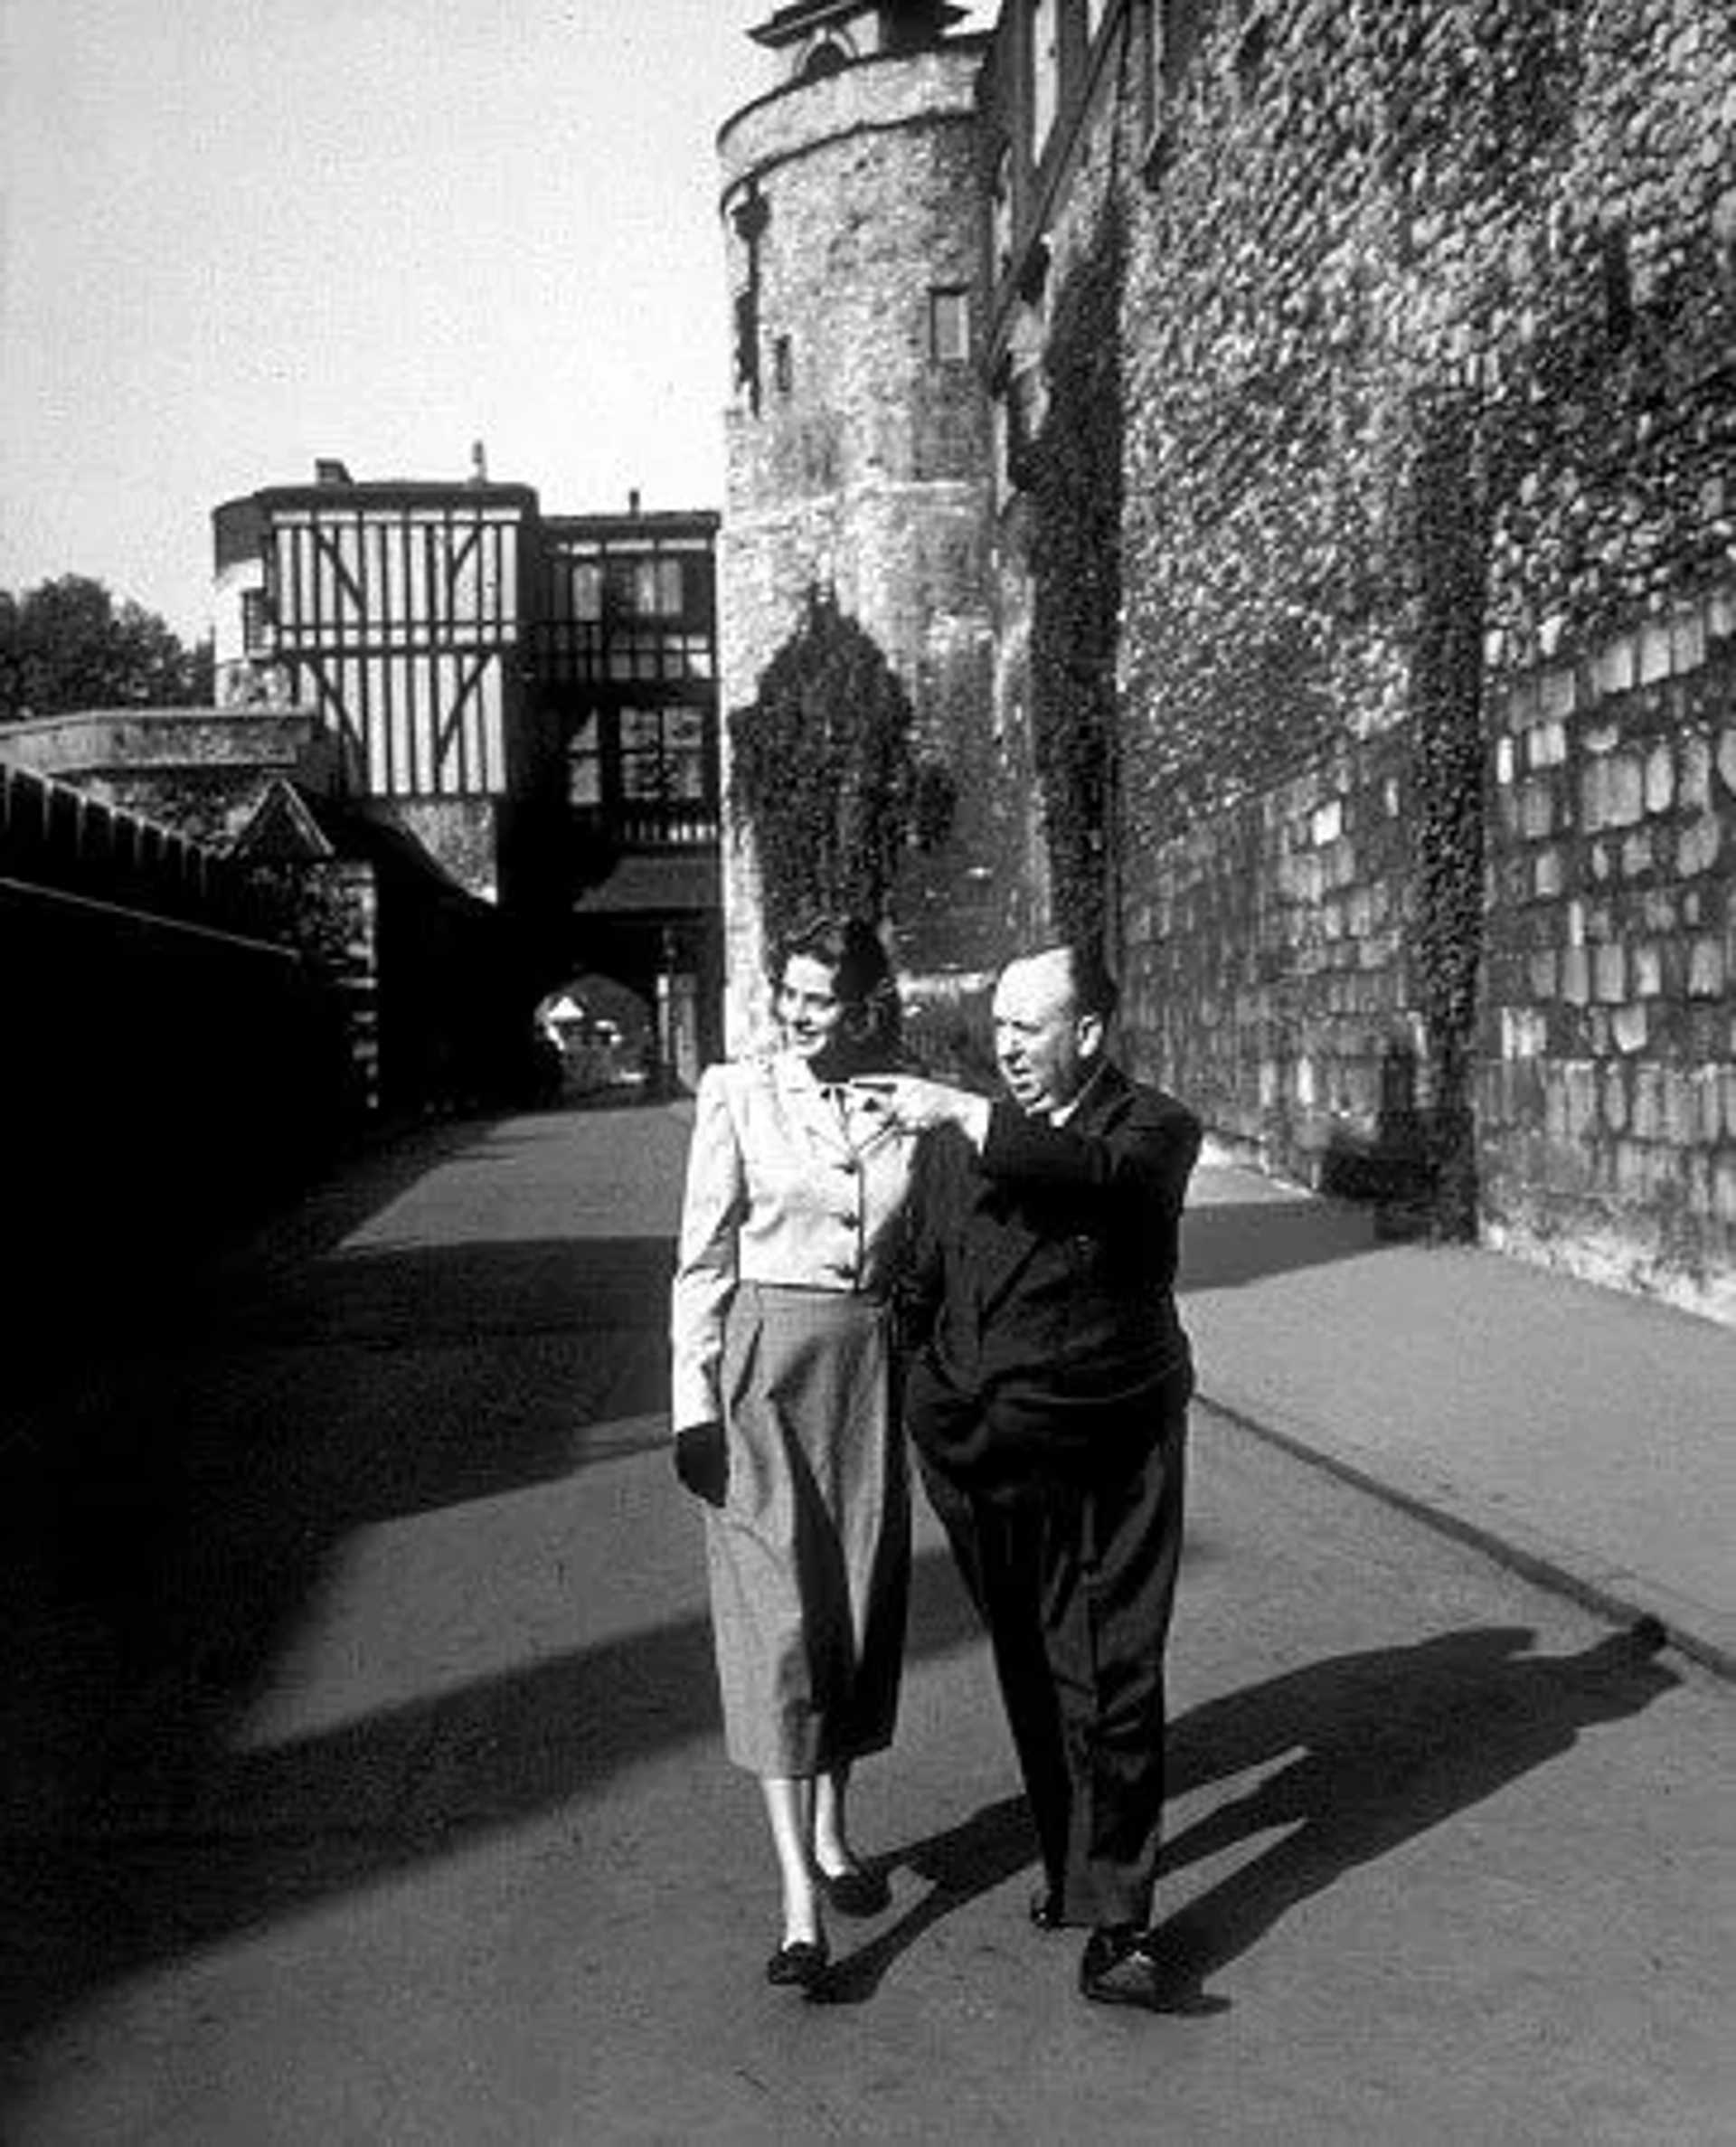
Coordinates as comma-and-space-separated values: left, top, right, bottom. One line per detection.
728, 584, 919, 945
1029, 201, 1127, 949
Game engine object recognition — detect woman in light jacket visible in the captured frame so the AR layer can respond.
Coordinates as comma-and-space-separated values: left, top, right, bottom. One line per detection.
671, 915, 917, 1989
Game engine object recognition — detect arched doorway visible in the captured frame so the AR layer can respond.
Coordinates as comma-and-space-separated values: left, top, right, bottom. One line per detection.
533, 972, 656, 1103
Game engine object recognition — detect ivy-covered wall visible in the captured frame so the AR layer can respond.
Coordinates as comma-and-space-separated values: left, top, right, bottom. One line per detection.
982, 27, 1136, 959
1114, 0, 1734, 1315
717, 1, 1732, 1313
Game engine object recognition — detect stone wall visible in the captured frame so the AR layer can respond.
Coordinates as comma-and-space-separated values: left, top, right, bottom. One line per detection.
1114, 0, 1735, 1316
1482, 590, 1734, 1316
0, 759, 356, 1340
1120, 731, 1418, 1180
980, 8, 1139, 955
715, 1, 1734, 1313
718, 44, 1003, 1038
0, 707, 340, 849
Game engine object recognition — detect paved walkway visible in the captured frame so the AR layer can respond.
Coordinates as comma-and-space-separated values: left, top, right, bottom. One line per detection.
1182, 1149, 1736, 1679
5, 1101, 1730, 2142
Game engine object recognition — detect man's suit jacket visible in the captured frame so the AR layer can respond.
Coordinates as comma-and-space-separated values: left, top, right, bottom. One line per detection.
901, 1061, 1202, 1499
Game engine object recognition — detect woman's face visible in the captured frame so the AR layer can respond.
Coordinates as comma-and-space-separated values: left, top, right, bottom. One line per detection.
777, 952, 847, 1062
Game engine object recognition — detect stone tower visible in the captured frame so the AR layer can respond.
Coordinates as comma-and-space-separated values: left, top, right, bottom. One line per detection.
717, 0, 1000, 1040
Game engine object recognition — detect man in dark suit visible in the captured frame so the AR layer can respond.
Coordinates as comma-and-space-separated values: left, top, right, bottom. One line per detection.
884, 944, 1201, 2007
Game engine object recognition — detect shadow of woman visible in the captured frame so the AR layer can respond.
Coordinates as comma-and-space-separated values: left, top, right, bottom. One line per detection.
810, 1794, 1035, 2005
818, 1619, 1678, 2010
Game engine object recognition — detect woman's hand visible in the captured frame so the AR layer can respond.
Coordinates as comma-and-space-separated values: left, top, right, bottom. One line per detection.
856, 1075, 992, 1147
674, 1421, 729, 1507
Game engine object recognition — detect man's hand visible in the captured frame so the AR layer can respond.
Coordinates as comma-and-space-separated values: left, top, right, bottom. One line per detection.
673, 1421, 729, 1507
856, 1075, 992, 1147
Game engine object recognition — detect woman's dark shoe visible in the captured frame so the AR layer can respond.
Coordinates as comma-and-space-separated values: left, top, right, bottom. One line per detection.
766, 1937, 830, 1989
1079, 1924, 1165, 2009
818, 1861, 891, 1917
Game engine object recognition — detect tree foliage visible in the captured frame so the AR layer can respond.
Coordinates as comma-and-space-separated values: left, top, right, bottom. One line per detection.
0, 574, 212, 723
728, 585, 919, 947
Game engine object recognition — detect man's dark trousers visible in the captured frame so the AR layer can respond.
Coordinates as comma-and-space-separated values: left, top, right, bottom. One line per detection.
919, 1386, 1187, 1932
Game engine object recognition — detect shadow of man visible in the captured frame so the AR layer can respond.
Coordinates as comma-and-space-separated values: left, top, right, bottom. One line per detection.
819, 1619, 1677, 2010
1155, 1618, 1678, 2003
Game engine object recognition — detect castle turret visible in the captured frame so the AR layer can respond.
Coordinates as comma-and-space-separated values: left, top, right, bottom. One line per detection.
717, 0, 999, 1036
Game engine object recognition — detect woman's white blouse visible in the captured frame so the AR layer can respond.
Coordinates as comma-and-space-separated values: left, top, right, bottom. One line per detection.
670, 1053, 920, 1434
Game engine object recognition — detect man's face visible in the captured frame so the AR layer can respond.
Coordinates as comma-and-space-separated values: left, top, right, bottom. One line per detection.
992, 951, 1099, 1117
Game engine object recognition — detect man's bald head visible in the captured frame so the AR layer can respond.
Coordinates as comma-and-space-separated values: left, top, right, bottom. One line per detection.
991, 944, 1115, 1117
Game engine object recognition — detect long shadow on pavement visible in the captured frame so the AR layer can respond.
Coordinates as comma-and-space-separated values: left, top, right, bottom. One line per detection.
816, 1619, 1677, 2010
1155, 1618, 1678, 2004
2, 1205, 687, 2061
3, 1118, 500, 1414
1179, 1195, 1384, 1292
0, 1543, 981, 2059
195, 1115, 534, 1291
3, 1234, 683, 1821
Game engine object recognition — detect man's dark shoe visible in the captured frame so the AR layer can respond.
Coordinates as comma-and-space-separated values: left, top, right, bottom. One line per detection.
1028, 1888, 1065, 1932
1079, 1924, 1165, 2008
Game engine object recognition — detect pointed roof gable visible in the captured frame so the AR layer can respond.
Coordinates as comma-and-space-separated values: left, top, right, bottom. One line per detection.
232, 779, 335, 865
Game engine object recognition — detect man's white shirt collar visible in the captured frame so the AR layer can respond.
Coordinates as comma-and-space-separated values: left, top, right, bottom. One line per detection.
1045, 1061, 1114, 1127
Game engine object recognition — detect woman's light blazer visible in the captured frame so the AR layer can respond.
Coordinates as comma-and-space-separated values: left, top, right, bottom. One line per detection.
670, 1053, 920, 1434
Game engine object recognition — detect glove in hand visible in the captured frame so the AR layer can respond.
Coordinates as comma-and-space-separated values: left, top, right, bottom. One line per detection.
674, 1422, 729, 1507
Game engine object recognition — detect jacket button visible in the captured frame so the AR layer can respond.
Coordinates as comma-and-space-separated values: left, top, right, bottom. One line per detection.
838, 1156, 861, 1175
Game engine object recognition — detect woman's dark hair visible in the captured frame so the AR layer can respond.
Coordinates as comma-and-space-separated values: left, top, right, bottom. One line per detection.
774, 913, 901, 1055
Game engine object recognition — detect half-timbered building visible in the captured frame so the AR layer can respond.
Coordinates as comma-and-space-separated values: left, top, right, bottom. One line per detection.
212, 462, 722, 1086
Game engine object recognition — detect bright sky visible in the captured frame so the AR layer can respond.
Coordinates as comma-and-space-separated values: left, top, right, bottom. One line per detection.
0, 2, 995, 644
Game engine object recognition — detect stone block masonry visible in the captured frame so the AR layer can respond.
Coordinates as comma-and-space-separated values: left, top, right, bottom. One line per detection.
1482, 586, 1734, 1318
1120, 734, 1417, 1187
716, 2, 1734, 1319
1112, 0, 1734, 1319
717, 43, 1002, 1036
